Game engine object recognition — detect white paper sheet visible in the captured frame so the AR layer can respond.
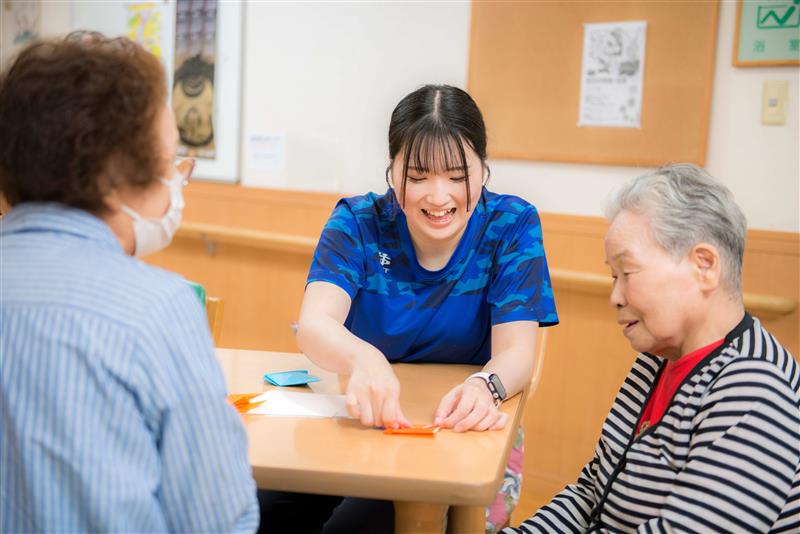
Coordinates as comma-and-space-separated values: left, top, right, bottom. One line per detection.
578, 21, 647, 128
247, 390, 352, 419
242, 131, 288, 189
247, 132, 286, 172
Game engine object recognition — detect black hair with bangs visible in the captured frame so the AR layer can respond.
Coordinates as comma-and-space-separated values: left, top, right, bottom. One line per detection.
387, 85, 488, 211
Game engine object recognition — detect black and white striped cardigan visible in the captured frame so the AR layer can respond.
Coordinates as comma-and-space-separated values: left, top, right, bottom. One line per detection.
507, 314, 800, 533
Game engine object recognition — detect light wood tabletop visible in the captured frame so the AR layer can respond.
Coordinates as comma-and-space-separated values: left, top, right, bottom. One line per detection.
216, 348, 527, 534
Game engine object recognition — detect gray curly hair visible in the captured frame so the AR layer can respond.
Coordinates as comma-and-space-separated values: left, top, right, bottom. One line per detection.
605, 163, 747, 295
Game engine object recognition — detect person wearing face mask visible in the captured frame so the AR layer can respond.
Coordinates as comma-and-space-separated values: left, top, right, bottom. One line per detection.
119, 158, 191, 257
0, 33, 258, 532
258, 85, 559, 533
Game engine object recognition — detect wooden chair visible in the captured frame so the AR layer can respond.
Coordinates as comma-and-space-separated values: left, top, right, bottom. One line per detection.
206, 296, 224, 346
489, 328, 548, 531
529, 328, 548, 396
183, 279, 224, 345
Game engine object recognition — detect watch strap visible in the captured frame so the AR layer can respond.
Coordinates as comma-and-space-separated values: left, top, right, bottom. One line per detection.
466, 372, 503, 406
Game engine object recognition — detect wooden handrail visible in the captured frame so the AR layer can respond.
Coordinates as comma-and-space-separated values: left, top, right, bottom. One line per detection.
549, 268, 610, 296
548, 268, 797, 318
177, 221, 797, 318
178, 221, 317, 254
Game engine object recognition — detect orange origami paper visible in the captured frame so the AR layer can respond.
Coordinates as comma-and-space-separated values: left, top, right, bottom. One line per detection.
383, 424, 440, 436
227, 393, 266, 414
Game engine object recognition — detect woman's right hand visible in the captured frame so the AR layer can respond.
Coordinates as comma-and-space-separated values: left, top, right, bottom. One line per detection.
345, 350, 411, 429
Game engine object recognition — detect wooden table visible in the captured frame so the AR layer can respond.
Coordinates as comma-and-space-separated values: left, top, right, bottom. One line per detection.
216, 348, 527, 534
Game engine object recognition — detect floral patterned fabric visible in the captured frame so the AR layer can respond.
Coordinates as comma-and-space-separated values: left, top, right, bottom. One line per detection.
485, 426, 524, 533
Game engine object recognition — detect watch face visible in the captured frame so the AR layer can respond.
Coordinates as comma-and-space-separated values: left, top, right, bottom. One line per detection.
489, 374, 507, 400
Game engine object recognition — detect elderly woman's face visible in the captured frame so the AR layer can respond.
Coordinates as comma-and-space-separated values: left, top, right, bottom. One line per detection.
107, 104, 187, 256
604, 210, 702, 360
121, 105, 180, 217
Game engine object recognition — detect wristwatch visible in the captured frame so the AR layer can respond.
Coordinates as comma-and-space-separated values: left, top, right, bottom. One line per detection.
466, 372, 507, 406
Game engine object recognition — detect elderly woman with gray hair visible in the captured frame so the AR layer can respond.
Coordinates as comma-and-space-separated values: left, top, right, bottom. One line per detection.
506, 164, 799, 533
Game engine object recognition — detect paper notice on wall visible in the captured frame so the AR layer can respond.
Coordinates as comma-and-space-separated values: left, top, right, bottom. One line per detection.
578, 21, 647, 128
247, 132, 286, 172
242, 132, 288, 189
11, 0, 40, 46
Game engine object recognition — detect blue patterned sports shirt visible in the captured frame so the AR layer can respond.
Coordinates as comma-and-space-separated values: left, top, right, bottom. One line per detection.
308, 189, 559, 365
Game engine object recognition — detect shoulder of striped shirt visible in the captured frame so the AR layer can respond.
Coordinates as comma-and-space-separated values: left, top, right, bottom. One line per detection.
632, 319, 799, 396
724, 320, 799, 391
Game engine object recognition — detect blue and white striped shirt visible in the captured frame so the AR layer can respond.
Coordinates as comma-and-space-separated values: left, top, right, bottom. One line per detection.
1, 203, 259, 532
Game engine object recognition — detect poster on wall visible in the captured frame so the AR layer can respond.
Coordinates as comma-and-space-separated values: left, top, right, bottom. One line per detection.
70, 0, 242, 182
173, 0, 217, 160
577, 20, 647, 128
126, 2, 163, 59
10, 0, 39, 45
0, 0, 40, 70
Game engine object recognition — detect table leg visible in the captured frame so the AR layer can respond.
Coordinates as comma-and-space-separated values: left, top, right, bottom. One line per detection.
447, 505, 485, 534
394, 501, 448, 534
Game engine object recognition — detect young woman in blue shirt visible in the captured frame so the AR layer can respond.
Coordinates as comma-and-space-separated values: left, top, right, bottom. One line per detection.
260, 85, 558, 533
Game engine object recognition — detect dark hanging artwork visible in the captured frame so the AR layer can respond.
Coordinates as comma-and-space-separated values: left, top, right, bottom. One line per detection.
173, 0, 217, 158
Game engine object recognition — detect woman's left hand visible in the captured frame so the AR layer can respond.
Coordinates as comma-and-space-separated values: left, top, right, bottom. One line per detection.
433, 379, 509, 432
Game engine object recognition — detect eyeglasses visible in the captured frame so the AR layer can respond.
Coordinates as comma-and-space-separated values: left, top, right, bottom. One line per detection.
162, 159, 195, 189
175, 158, 196, 186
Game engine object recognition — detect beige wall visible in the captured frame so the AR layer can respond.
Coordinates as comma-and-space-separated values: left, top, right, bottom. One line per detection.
240, 0, 799, 231
19, 0, 799, 231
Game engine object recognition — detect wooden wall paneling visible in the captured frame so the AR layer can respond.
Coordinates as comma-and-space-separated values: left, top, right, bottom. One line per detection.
182, 182, 339, 236
147, 183, 339, 351
740, 229, 800, 353
151, 239, 313, 351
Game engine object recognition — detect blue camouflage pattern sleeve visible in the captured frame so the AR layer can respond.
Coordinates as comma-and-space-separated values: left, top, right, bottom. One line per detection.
488, 205, 558, 326
307, 200, 366, 299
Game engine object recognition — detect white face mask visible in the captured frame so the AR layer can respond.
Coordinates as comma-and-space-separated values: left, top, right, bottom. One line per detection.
120, 168, 187, 257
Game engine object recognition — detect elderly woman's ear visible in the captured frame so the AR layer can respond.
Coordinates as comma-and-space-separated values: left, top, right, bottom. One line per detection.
688, 243, 722, 291
0, 193, 10, 215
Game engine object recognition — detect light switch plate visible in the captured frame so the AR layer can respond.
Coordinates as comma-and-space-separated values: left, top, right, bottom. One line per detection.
762, 80, 788, 125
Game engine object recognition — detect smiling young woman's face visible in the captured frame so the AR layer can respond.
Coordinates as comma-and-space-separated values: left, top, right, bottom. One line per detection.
390, 139, 485, 252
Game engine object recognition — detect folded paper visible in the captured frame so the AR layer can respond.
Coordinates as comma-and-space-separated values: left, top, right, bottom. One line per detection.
227, 392, 266, 414
247, 390, 351, 418
383, 424, 440, 436
263, 369, 321, 387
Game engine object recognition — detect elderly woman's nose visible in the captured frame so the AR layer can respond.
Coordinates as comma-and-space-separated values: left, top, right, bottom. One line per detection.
610, 282, 626, 307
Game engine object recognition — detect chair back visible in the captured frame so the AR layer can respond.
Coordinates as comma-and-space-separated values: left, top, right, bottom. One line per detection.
528, 328, 548, 398
206, 297, 224, 346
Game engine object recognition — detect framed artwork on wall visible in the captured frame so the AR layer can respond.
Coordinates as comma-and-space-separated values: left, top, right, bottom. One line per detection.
71, 0, 243, 182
